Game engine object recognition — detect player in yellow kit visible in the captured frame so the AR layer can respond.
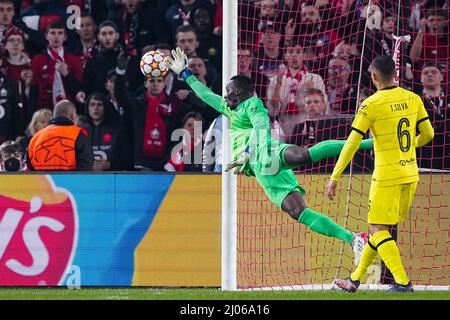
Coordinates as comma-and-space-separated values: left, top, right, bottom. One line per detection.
325, 56, 435, 293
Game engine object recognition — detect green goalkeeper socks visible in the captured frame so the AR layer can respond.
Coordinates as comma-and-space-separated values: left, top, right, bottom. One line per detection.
298, 208, 353, 244
309, 138, 373, 163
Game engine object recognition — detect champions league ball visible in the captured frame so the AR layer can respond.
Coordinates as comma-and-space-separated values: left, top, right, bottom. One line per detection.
140, 50, 169, 79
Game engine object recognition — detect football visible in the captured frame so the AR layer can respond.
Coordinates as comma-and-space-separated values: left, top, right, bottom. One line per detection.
140, 50, 169, 79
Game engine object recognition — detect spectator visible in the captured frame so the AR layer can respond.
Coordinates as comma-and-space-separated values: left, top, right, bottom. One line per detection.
175, 25, 218, 85
0, 140, 26, 171
253, 22, 284, 79
171, 55, 220, 127
363, 11, 412, 90
0, 49, 22, 144
417, 62, 449, 170
80, 20, 122, 99
408, 0, 447, 31
285, 4, 339, 59
108, 0, 169, 57
289, 88, 328, 147
410, 8, 449, 73
237, 45, 270, 105
115, 54, 178, 171
0, 0, 46, 56
4, 31, 32, 117
174, 24, 198, 58
104, 68, 135, 162
164, 111, 204, 172
15, 107, 52, 154
325, 57, 358, 114
26, 99, 93, 171
70, 12, 98, 70
30, 21, 83, 111
240, 0, 289, 46
105, 69, 130, 127
84, 92, 133, 171
267, 43, 327, 139
332, 40, 362, 86
165, 0, 212, 38
189, 4, 221, 73
20, 0, 74, 50
202, 114, 222, 173
188, 55, 221, 93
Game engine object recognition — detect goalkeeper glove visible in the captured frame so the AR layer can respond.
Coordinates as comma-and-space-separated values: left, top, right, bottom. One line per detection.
225, 147, 251, 175
166, 47, 192, 80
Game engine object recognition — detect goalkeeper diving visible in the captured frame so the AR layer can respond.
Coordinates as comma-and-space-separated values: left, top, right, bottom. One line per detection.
166, 47, 373, 263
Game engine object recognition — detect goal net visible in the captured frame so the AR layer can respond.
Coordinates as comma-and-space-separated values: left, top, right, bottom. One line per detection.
232, 0, 449, 290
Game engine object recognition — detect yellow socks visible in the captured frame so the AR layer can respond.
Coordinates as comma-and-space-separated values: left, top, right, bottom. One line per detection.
371, 230, 409, 285
350, 238, 378, 281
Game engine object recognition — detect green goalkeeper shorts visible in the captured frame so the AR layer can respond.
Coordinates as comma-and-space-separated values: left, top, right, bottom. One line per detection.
252, 143, 306, 208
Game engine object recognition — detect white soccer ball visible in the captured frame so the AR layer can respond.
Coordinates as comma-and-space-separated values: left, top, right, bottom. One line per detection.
140, 50, 169, 79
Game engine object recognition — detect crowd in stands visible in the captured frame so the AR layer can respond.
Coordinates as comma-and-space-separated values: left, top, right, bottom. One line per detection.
0, 0, 448, 173
0, 0, 222, 172
239, 0, 448, 171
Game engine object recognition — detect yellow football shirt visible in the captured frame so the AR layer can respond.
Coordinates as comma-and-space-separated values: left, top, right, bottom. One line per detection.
333, 86, 429, 186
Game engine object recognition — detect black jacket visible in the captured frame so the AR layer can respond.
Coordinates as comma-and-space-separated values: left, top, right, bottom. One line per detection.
84, 100, 134, 171
0, 75, 23, 144
83, 47, 122, 96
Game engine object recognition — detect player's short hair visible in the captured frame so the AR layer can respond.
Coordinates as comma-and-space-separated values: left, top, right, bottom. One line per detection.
230, 75, 254, 95
371, 56, 395, 82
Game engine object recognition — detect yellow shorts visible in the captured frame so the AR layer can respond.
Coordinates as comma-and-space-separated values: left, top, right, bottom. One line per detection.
367, 181, 418, 225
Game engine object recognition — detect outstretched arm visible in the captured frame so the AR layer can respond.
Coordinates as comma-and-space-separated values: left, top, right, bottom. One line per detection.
185, 75, 231, 117
330, 130, 363, 180
325, 129, 363, 200
166, 47, 231, 117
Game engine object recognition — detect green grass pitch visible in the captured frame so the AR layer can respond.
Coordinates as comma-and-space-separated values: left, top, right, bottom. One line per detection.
0, 288, 449, 300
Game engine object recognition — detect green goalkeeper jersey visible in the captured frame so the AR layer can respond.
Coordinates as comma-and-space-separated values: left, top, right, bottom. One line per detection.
186, 75, 279, 173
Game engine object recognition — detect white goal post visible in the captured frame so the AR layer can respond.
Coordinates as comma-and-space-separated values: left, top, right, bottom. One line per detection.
221, 0, 238, 291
